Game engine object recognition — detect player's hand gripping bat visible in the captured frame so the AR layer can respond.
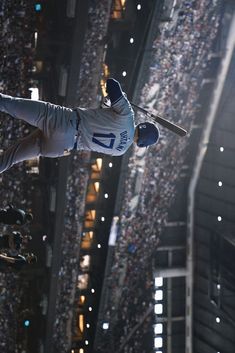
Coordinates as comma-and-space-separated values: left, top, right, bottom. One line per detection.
130, 102, 188, 137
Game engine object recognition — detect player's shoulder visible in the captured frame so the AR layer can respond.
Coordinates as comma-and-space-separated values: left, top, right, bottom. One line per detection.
112, 95, 134, 115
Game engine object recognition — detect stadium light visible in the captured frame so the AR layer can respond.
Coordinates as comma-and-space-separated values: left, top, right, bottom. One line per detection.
130, 37, 134, 44
217, 216, 222, 222
94, 181, 100, 193
29, 88, 39, 100
154, 337, 163, 348
219, 146, 224, 152
79, 315, 84, 333
34, 32, 38, 48
96, 158, 103, 170
155, 290, 163, 301
137, 4, 141, 10
218, 181, 223, 187
35, 3, 42, 12
155, 277, 163, 287
102, 322, 109, 330
24, 320, 30, 327
154, 304, 163, 315
122, 71, 127, 77
154, 323, 163, 334
216, 317, 221, 323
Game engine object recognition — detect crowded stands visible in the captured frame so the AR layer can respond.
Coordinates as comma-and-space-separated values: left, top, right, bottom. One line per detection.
52, 0, 112, 351
0, 0, 112, 350
0, 1, 37, 351
96, 0, 223, 351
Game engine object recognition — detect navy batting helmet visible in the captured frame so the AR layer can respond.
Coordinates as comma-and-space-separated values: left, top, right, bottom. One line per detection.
136, 122, 160, 148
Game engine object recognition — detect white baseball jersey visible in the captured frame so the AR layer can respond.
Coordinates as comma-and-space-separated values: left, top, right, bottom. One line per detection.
0, 78, 135, 174
75, 95, 135, 156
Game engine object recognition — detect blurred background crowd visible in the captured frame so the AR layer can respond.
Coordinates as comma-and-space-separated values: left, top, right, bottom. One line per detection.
0, 1, 37, 351
52, 0, 111, 350
99, 0, 223, 350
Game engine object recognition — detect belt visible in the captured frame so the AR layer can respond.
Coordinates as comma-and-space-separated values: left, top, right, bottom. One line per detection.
73, 110, 81, 150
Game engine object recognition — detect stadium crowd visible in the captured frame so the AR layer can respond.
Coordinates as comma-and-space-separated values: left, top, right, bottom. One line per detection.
52, 0, 112, 351
0, 0, 112, 351
96, 0, 224, 351
0, 1, 38, 352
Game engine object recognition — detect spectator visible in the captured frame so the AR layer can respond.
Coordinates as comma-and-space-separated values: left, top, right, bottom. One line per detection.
0, 205, 33, 226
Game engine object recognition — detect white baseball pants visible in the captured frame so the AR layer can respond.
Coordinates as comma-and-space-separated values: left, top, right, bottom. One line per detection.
0, 94, 78, 173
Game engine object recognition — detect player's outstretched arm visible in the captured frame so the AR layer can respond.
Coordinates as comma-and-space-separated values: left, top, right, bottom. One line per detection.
106, 78, 134, 117
106, 78, 123, 105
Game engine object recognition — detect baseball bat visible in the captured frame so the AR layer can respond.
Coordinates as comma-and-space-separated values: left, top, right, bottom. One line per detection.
130, 102, 188, 137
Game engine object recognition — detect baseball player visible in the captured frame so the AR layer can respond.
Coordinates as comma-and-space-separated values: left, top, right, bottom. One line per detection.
0, 78, 159, 173
0, 252, 37, 271
0, 231, 22, 254
0, 204, 33, 226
